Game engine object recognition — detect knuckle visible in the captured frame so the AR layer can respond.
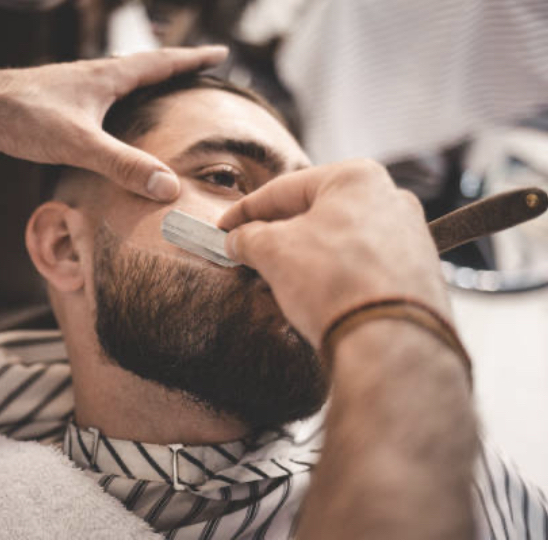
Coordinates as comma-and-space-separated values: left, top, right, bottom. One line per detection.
87, 57, 117, 77
348, 158, 386, 177
86, 62, 110, 82
335, 158, 389, 187
322, 159, 392, 197
110, 157, 143, 186
398, 189, 425, 216
238, 199, 254, 224
238, 222, 280, 262
83, 59, 120, 96
244, 222, 272, 251
400, 188, 422, 209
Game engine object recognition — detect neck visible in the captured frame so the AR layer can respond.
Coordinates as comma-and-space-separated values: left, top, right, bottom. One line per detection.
63, 326, 247, 446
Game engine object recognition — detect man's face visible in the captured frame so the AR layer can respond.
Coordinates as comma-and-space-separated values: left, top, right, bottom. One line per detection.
91, 88, 328, 432
101, 88, 311, 240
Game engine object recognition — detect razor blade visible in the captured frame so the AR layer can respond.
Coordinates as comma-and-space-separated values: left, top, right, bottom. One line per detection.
162, 210, 240, 267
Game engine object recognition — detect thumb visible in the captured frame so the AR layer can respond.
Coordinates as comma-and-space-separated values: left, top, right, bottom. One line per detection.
225, 220, 280, 272
84, 130, 180, 201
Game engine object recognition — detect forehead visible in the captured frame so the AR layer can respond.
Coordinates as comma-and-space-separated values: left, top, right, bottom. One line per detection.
133, 87, 309, 166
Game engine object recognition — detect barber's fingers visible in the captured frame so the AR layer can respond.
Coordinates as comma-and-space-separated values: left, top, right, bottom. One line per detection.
82, 130, 180, 201
97, 46, 229, 98
218, 160, 396, 231
83, 46, 228, 200
218, 167, 322, 231
225, 219, 287, 272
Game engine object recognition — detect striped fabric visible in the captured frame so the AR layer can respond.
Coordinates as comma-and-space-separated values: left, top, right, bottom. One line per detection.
1, 328, 548, 539
63, 420, 321, 539
0, 330, 73, 445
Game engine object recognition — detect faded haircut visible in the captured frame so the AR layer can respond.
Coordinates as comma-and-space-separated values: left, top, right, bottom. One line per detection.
41, 73, 289, 201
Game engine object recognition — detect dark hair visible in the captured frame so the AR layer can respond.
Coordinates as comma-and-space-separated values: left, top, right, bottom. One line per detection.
41, 73, 288, 200
104, 73, 289, 142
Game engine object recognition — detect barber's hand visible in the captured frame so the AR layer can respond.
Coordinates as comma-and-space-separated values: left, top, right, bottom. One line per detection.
0, 46, 227, 201
218, 160, 450, 347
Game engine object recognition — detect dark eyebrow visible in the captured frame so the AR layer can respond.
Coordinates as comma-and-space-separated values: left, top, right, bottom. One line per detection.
170, 137, 287, 175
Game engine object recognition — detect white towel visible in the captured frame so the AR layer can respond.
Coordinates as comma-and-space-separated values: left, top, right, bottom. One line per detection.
0, 435, 161, 539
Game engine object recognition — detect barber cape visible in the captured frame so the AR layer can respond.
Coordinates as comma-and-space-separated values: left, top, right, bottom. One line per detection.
0, 329, 547, 539
63, 417, 321, 539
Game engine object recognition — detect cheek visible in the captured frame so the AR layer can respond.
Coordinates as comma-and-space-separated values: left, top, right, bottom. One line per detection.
112, 187, 238, 251
172, 189, 236, 225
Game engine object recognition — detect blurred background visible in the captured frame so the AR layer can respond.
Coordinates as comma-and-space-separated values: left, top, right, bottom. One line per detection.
1, 0, 547, 491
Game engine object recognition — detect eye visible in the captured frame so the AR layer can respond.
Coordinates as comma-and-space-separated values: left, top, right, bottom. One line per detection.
194, 164, 247, 191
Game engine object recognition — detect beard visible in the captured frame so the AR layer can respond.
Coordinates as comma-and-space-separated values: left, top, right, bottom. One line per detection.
93, 224, 328, 433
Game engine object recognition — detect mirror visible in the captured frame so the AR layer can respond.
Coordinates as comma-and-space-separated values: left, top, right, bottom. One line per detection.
442, 128, 548, 293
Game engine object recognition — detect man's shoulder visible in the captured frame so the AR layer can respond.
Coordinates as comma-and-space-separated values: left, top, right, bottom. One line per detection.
0, 329, 73, 444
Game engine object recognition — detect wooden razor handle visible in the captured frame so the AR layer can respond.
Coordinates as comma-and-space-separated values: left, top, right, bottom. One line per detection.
429, 187, 548, 254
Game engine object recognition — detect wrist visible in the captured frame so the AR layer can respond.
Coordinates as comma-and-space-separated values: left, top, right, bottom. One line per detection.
332, 318, 471, 391
321, 298, 471, 382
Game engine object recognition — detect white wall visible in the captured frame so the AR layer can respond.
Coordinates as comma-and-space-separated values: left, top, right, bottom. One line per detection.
452, 286, 548, 492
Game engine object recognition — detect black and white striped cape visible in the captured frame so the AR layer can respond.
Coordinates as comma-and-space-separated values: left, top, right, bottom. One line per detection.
0, 329, 547, 539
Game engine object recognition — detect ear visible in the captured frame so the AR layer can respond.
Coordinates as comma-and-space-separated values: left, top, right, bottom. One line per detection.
26, 202, 87, 293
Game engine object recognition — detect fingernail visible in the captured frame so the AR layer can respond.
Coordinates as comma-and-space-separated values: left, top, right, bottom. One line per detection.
147, 171, 180, 201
